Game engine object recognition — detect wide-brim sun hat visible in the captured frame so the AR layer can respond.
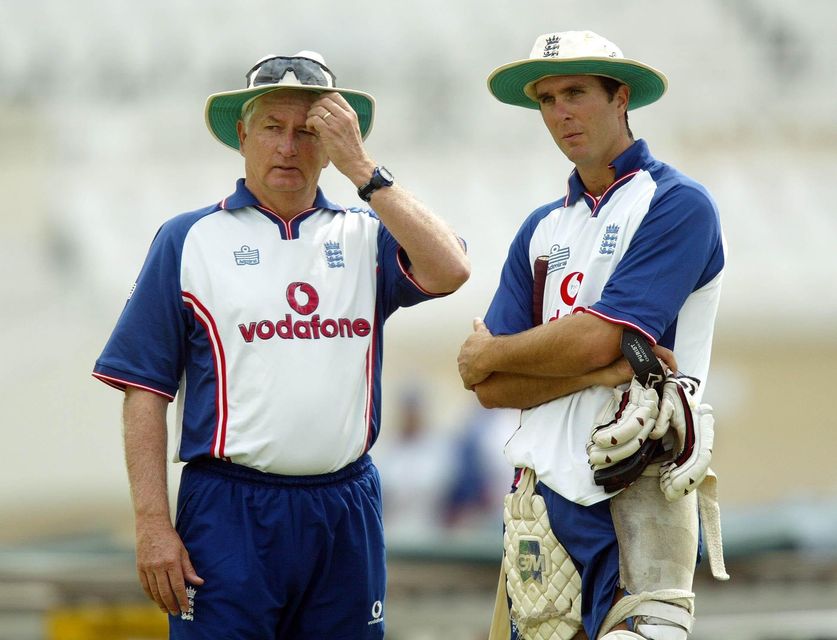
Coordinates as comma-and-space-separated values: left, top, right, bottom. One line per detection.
205, 50, 376, 150
488, 31, 668, 111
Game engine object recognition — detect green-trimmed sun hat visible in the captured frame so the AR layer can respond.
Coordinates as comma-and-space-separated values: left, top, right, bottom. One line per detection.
205, 50, 375, 150
488, 31, 667, 111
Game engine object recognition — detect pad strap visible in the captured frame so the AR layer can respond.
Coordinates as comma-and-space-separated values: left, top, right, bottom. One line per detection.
697, 469, 730, 581
597, 589, 695, 639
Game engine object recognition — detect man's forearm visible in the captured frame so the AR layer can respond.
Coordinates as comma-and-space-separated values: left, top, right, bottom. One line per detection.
483, 313, 623, 378
365, 183, 470, 294
473, 357, 631, 410
307, 92, 469, 296
473, 371, 597, 409
122, 387, 204, 615
123, 388, 171, 522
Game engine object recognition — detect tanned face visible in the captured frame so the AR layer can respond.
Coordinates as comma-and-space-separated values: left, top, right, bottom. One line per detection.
533, 75, 631, 172
237, 90, 330, 210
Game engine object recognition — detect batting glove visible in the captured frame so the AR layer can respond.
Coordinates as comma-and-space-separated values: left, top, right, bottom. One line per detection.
587, 377, 662, 470
656, 375, 715, 501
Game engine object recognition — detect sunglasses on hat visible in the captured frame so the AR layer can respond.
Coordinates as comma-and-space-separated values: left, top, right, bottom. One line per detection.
245, 56, 337, 89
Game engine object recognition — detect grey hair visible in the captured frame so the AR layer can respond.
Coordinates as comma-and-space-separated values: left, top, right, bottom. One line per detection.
240, 97, 259, 132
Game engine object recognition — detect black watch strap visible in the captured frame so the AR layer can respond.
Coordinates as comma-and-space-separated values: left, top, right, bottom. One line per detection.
358, 166, 394, 202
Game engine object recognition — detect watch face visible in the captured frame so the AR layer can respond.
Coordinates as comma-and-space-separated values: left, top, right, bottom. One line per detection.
378, 167, 394, 183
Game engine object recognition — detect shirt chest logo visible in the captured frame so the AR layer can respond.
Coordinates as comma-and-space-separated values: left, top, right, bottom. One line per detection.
546, 244, 570, 275
237, 281, 371, 343
324, 241, 345, 268
234, 245, 260, 265
599, 224, 620, 255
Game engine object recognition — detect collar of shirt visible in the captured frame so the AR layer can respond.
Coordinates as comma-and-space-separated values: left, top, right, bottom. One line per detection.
565, 138, 653, 206
220, 178, 345, 214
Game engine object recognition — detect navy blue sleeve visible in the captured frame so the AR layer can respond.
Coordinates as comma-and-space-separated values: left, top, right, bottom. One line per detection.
590, 182, 724, 341
484, 205, 555, 336
93, 218, 193, 398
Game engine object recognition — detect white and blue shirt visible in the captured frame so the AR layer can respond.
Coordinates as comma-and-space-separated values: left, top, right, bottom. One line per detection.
94, 179, 443, 475
485, 140, 725, 505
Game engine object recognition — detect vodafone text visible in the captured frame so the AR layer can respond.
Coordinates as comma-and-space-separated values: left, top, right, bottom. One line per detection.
239, 315, 370, 342
238, 281, 371, 342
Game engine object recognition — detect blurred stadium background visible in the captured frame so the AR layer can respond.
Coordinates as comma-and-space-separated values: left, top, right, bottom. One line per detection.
1, 0, 836, 637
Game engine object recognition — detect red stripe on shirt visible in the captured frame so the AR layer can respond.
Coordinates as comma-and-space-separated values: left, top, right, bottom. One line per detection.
182, 291, 229, 459
91, 373, 175, 400
583, 308, 657, 345
362, 315, 379, 453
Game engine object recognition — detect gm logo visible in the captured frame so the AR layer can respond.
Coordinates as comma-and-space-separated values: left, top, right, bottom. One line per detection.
517, 536, 550, 584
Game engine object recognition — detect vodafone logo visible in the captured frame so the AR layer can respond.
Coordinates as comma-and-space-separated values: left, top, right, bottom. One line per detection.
548, 271, 587, 322
560, 271, 584, 306
238, 282, 371, 343
286, 282, 319, 315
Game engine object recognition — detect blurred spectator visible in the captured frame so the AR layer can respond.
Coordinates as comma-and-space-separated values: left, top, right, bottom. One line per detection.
442, 401, 519, 531
375, 385, 457, 539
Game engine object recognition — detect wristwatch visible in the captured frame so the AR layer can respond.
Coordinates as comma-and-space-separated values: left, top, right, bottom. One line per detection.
357, 166, 394, 202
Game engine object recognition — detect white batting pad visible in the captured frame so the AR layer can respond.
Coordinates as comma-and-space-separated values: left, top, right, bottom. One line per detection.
598, 469, 697, 638
502, 468, 582, 640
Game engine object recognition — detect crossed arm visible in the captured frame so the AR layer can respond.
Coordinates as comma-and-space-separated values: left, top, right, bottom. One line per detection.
458, 313, 675, 409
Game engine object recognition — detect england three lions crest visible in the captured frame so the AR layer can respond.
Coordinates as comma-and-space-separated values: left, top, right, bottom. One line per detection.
599, 224, 619, 255
324, 241, 345, 268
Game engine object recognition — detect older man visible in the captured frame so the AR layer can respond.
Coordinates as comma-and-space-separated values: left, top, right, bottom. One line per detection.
459, 32, 726, 639
94, 51, 469, 638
